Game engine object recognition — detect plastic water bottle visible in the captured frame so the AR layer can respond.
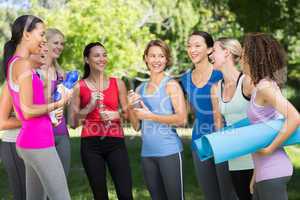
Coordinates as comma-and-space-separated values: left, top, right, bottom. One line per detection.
128, 89, 142, 108
49, 70, 79, 125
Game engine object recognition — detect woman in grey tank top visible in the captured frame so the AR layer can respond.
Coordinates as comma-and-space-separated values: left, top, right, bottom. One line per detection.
210, 37, 254, 200
0, 82, 26, 200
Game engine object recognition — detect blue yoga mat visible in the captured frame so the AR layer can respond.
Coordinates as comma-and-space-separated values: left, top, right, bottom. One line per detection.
194, 118, 300, 164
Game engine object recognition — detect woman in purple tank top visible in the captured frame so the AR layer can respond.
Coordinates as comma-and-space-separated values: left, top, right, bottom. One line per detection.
2, 15, 71, 200
35, 28, 71, 177
241, 33, 300, 200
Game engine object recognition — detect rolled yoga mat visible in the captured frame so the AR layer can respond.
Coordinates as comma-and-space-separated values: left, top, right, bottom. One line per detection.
194, 118, 300, 164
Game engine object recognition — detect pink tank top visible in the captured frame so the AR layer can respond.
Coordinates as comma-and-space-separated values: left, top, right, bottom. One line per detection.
7, 56, 54, 149
247, 79, 293, 182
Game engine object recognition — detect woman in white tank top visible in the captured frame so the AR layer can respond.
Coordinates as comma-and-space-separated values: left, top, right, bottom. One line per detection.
210, 37, 254, 200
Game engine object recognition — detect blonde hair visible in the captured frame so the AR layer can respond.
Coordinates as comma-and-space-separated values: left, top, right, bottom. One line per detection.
45, 28, 64, 72
216, 37, 242, 65
46, 28, 64, 40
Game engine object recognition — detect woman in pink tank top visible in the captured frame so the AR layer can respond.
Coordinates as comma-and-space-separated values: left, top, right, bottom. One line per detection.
241, 33, 300, 200
3, 15, 71, 199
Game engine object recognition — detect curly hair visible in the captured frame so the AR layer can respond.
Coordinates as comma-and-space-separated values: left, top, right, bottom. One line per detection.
242, 33, 287, 87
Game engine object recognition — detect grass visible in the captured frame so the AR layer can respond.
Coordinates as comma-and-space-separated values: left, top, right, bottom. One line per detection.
1, 128, 300, 199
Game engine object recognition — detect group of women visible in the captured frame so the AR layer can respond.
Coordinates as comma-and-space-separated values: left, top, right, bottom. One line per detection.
0, 14, 299, 200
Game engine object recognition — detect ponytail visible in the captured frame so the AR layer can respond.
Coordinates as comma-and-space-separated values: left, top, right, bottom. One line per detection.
2, 15, 43, 78
3, 40, 17, 77
82, 63, 91, 79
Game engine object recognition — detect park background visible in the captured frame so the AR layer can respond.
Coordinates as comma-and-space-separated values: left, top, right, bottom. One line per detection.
0, 0, 299, 199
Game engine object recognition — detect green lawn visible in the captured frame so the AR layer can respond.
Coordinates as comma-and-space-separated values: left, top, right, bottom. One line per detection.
1, 128, 300, 200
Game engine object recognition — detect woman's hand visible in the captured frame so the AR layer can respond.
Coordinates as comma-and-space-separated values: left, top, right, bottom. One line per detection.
89, 91, 103, 107
56, 85, 74, 108
52, 106, 64, 127
133, 101, 153, 120
100, 110, 120, 121
54, 107, 64, 121
127, 91, 142, 109
256, 146, 274, 156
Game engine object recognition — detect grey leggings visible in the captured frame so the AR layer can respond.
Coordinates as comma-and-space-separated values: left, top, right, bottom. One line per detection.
17, 147, 71, 200
141, 152, 184, 200
1, 142, 26, 200
192, 151, 237, 200
55, 135, 71, 177
253, 176, 291, 200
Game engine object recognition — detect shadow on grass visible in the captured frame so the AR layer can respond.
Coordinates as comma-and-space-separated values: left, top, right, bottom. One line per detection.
1, 136, 300, 200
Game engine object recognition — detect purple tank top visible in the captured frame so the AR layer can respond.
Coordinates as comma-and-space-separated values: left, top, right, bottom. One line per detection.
247, 80, 293, 182
51, 72, 69, 136
7, 56, 55, 149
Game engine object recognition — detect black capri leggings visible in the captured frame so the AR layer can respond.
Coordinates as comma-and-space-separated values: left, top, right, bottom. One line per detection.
80, 137, 133, 200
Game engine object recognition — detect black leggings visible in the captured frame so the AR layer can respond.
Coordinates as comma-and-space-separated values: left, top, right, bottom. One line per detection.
230, 170, 253, 200
81, 137, 133, 200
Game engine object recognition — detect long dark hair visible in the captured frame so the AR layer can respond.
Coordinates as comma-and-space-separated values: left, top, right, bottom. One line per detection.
2, 15, 43, 77
82, 42, 105, 79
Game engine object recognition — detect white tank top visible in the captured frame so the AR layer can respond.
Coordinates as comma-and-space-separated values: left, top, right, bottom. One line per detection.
217, 73, 254, 171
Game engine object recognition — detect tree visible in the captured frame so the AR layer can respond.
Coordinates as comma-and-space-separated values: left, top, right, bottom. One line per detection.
29, 0, 153, 78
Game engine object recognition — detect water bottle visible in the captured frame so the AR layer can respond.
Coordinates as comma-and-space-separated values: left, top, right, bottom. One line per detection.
128, 89, 142, 108
49, 70, 79, 125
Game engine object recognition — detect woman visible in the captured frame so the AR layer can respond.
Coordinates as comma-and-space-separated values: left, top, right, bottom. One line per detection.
241, 33, 300, 200
128, 39, 187, 200
179, 31, 237, 200
36, 28, 70, 177
3, 15, 71, 199
0, 82, 25, 200
210, 37, 254, 200
70, 42, 133, 200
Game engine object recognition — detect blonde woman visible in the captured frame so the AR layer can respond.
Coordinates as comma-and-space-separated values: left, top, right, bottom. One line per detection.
211, 37, 254, 200
37, 28, 70, 177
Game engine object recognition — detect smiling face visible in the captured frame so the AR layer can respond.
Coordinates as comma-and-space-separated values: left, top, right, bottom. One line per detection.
47, 33, 64, 59
26, 22, 46, 55
211, 41, 228, 70
144, 45, 168, 73
30, 42, 49, 68
187, 35, 212, 64
85, 45, 108, 72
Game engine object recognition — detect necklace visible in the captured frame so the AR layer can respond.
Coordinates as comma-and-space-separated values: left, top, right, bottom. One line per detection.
86, 76, 108, 92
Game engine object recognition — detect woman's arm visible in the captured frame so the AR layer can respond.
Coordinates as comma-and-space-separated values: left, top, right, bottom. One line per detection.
211, 83, 224, 130
117, 79, 129, 120
127, 85, 142, 131
69, 83, 81, 129
257, 83, 300, 155
242, 74, 254, 98
15, 59, 67, 119
69, 83, 101, 128
134, 80, 187, 126
0, 83, 22, 130
250, 169, 256, 194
